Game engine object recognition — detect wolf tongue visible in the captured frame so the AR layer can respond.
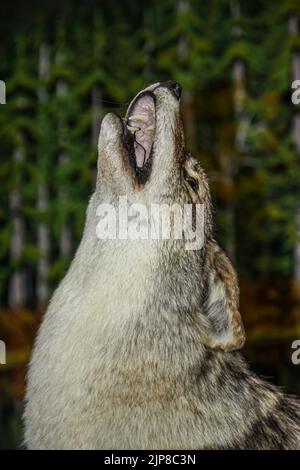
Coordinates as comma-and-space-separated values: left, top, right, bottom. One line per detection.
134, 127, 153, 168
125, 93, 155, 169
134, 140, 147, 167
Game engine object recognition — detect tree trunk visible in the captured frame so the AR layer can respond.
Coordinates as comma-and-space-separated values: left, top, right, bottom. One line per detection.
222, 0, 247, 262
9, 148, 26, 310
56, 53, 72, 259
36, 44, 50, 306
58, 153, 72, 259
0, 80, 6, 104
91, 85, 102, 148
143, 8, 154, 81
289, 15, 300, 285
177, 0, 197, 152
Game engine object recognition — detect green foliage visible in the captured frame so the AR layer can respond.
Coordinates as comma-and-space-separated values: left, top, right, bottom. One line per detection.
0, 0, 300, 306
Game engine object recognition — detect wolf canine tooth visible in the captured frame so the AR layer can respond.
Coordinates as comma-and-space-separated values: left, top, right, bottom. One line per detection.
127, 125, 140, 132
128, 114, 148, 122
144, 125, 154, 132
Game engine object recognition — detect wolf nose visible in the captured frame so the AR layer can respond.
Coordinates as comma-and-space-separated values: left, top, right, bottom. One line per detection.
160, 80, 182, 100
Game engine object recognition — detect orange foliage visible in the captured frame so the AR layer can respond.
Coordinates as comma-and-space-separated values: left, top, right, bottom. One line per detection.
1, 282, 300, 399
0, 308, 42, 398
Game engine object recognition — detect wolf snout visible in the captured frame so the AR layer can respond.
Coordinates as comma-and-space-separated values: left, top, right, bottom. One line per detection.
99, 112, 123, 144
159, 80, 182, 100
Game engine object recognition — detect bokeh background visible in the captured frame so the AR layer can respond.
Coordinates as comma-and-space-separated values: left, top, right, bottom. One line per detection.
1, 0, 300, 449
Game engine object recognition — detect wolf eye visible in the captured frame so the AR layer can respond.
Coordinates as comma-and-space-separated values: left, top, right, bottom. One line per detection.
185, 175, 198, 192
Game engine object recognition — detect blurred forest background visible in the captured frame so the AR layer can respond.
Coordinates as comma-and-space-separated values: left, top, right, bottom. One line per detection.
0, 0, 300, 449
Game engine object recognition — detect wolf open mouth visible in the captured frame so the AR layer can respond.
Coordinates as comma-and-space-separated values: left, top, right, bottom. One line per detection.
123, 91, 156, 182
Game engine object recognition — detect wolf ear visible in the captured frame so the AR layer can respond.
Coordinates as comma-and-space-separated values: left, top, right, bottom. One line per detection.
201, 247, 246, 352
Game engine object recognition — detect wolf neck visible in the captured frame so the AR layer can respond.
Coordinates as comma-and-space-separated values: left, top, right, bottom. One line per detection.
68, 192, 299, 449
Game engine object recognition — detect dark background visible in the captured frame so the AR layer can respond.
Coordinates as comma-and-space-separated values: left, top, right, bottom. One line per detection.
0, 0, 300, 449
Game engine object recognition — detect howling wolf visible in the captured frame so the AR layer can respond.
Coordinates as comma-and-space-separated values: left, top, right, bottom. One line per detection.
24, 81, 300, 449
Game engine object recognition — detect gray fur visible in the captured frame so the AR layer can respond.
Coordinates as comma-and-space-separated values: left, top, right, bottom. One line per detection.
24, 83, 300, 450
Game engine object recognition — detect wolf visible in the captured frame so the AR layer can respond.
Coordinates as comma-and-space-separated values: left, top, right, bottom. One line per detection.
24, 81, 300, 449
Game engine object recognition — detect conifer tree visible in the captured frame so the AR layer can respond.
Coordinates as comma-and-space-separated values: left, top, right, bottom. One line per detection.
36, 43, 51, 307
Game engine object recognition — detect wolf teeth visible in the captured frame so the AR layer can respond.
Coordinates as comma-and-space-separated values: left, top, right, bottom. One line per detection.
126, 123, 154, 135
127, 125, 140, 132
128, 114, 148, 123
144, 125, 154, 132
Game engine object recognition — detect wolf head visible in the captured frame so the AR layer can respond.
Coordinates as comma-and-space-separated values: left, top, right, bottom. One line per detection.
97, 81, 186, 203
93, 81, 244, 352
